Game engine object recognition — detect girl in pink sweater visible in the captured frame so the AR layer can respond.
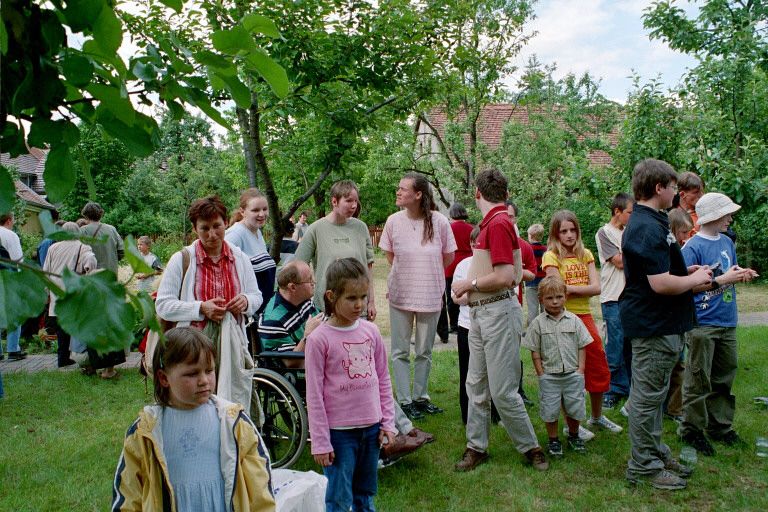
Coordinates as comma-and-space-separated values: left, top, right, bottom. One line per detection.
305, 258, 396, 512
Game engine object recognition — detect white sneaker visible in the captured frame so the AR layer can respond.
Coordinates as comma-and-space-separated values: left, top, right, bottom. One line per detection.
563, 425, 595, 442
620, 404, 630, 418
588, 415, 624, 433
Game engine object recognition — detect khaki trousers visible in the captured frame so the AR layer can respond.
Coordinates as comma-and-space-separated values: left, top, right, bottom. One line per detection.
465, 298, 538, 454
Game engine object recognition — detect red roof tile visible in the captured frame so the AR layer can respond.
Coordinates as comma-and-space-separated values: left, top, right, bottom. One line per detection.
419, 104, 619, 167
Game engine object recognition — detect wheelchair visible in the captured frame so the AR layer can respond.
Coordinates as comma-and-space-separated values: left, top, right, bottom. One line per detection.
248, 322, 310, 469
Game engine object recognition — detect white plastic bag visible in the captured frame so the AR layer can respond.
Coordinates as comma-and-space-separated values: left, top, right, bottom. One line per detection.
218, 313, 256, 411
272, 469, 327, 512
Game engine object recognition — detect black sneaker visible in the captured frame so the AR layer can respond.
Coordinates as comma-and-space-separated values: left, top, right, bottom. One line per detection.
7, 351, 27, 361
681, 430, 716, 456
414, 399, 444, 415
602, 395, 619, 410
567, 435, 586, 453
401, 402, 425, 420
710, 430, 744, 446
547, 439, 563, 457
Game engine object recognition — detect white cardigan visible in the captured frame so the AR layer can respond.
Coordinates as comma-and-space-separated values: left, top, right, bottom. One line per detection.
155, 241, 263, 330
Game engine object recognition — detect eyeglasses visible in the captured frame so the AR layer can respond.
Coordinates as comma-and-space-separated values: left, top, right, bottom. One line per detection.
296, 280, 315, 286
668, 184, 678, 192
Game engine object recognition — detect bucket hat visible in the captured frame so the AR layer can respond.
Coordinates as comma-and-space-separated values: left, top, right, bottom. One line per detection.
695, 192, 741, 225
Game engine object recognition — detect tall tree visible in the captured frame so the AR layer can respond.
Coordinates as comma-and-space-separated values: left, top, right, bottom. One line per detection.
631, 0, 768, 270
415, 0, 536, 196
126, 0, 441, 257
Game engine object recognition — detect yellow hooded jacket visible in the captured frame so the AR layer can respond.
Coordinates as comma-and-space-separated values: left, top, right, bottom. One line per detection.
111, 395, 275, 512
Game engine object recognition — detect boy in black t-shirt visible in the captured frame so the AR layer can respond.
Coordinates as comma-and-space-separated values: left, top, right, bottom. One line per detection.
621, 159, 712, 491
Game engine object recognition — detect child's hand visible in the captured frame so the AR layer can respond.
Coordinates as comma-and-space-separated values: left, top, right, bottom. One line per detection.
314, 452, 334, 467
379, 429, 397, 449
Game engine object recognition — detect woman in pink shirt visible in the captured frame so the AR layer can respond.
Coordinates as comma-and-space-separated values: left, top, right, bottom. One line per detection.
379, 172, 456, 420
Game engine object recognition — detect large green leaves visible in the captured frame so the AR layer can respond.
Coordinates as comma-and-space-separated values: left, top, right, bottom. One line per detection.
0, 166, 15, 214
43, 145, 77, 202
0, 269, 48, 330
55, 269, 136, 353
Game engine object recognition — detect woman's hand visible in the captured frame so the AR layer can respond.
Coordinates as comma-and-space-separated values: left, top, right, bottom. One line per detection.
304, 313, 324, 337
200, 297, 227, 322
313, 452, 334, 467
224, 294, 249, 316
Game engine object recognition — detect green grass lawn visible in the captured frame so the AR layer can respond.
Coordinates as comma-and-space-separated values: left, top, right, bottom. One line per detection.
2, 328, 767, 511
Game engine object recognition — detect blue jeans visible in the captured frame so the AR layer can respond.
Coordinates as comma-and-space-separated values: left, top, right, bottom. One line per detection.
2, 326, 21, 354
325, 424, 380, 512
602, 302, 630, 398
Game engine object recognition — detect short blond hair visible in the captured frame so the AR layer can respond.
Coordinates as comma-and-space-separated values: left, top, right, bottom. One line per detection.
527, 223, 544, 242
538, 275, 567, 300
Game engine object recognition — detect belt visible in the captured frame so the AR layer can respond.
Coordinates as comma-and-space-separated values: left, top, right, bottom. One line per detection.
468, 290, 513, 308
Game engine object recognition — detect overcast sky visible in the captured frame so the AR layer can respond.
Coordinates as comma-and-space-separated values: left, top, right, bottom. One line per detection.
515, 0, 699, 102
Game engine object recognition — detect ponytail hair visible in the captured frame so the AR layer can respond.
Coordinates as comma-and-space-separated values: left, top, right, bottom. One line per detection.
231, 188, 266, 226
323, 258, 369, 316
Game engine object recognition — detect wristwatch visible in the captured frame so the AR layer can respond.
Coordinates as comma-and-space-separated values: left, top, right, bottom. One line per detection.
711, 277, 720, 290
471, 278, 479, 292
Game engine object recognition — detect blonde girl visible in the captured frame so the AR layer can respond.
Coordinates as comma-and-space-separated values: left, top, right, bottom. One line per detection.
543, 210, 621, 435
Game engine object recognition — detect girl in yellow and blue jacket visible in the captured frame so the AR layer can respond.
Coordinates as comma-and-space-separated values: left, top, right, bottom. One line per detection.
112, 327, 275, 512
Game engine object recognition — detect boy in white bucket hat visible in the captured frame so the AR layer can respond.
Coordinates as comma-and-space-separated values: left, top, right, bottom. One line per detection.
679, 192, 759, 456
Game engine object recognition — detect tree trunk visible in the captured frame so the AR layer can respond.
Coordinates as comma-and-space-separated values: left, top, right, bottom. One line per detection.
236, 107, 259, 188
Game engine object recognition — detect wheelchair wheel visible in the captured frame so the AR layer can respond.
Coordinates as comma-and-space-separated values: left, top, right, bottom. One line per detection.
253, 368, 308, 469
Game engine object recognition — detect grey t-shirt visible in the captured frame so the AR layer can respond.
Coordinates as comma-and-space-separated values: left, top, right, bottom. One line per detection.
80, 222, 123, 274
294, 218, 373, 310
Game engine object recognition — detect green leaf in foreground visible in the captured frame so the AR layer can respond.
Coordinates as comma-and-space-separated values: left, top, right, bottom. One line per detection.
0, 165, 15, 214
241, 13, 281, 38
43, 144, 77, 202
55, 269, 135, 353
124, 235, 155, 274
0, 268, 48, 330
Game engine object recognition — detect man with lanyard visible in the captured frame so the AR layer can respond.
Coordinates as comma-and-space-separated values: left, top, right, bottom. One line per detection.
452, 169, 548, 472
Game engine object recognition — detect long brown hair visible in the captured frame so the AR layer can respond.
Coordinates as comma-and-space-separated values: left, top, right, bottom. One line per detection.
154, 327, 216, 407
403, 172, 436, 245
547, 210, 586, 261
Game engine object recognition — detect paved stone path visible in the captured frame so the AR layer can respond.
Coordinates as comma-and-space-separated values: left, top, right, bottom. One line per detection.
3, 312, 766, 374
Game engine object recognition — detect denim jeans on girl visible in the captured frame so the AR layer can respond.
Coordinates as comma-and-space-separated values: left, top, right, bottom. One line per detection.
324, 423, 380, 512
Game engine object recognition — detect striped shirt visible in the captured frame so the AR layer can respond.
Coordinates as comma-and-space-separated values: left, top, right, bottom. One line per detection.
192, 241, 240, 329
258, 293, 318, 350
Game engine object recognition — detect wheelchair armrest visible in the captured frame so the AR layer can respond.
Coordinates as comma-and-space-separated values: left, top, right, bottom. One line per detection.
258, 350, 305, 359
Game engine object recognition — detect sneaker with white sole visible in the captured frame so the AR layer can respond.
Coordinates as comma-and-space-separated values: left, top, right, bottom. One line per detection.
563, 425, 595, 442
620, 404, 629, 418
588, 415, 623, 433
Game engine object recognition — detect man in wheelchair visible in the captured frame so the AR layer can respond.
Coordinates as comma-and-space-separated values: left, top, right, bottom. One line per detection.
258, 260, 323, 369
258, 261, 435, 466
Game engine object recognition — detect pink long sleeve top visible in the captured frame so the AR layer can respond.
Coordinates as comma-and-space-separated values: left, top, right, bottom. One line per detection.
305, 320, 396, 455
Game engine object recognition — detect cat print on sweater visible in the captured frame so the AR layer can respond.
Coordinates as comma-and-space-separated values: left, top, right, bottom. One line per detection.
342, 340, 373, 379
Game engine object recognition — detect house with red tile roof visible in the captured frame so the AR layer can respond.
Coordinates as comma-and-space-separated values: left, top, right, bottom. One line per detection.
1, 148, 56, 233
415, 103, 618, 168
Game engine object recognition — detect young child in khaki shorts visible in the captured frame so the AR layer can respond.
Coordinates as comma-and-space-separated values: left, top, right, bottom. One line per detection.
523, 275, 592, 457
